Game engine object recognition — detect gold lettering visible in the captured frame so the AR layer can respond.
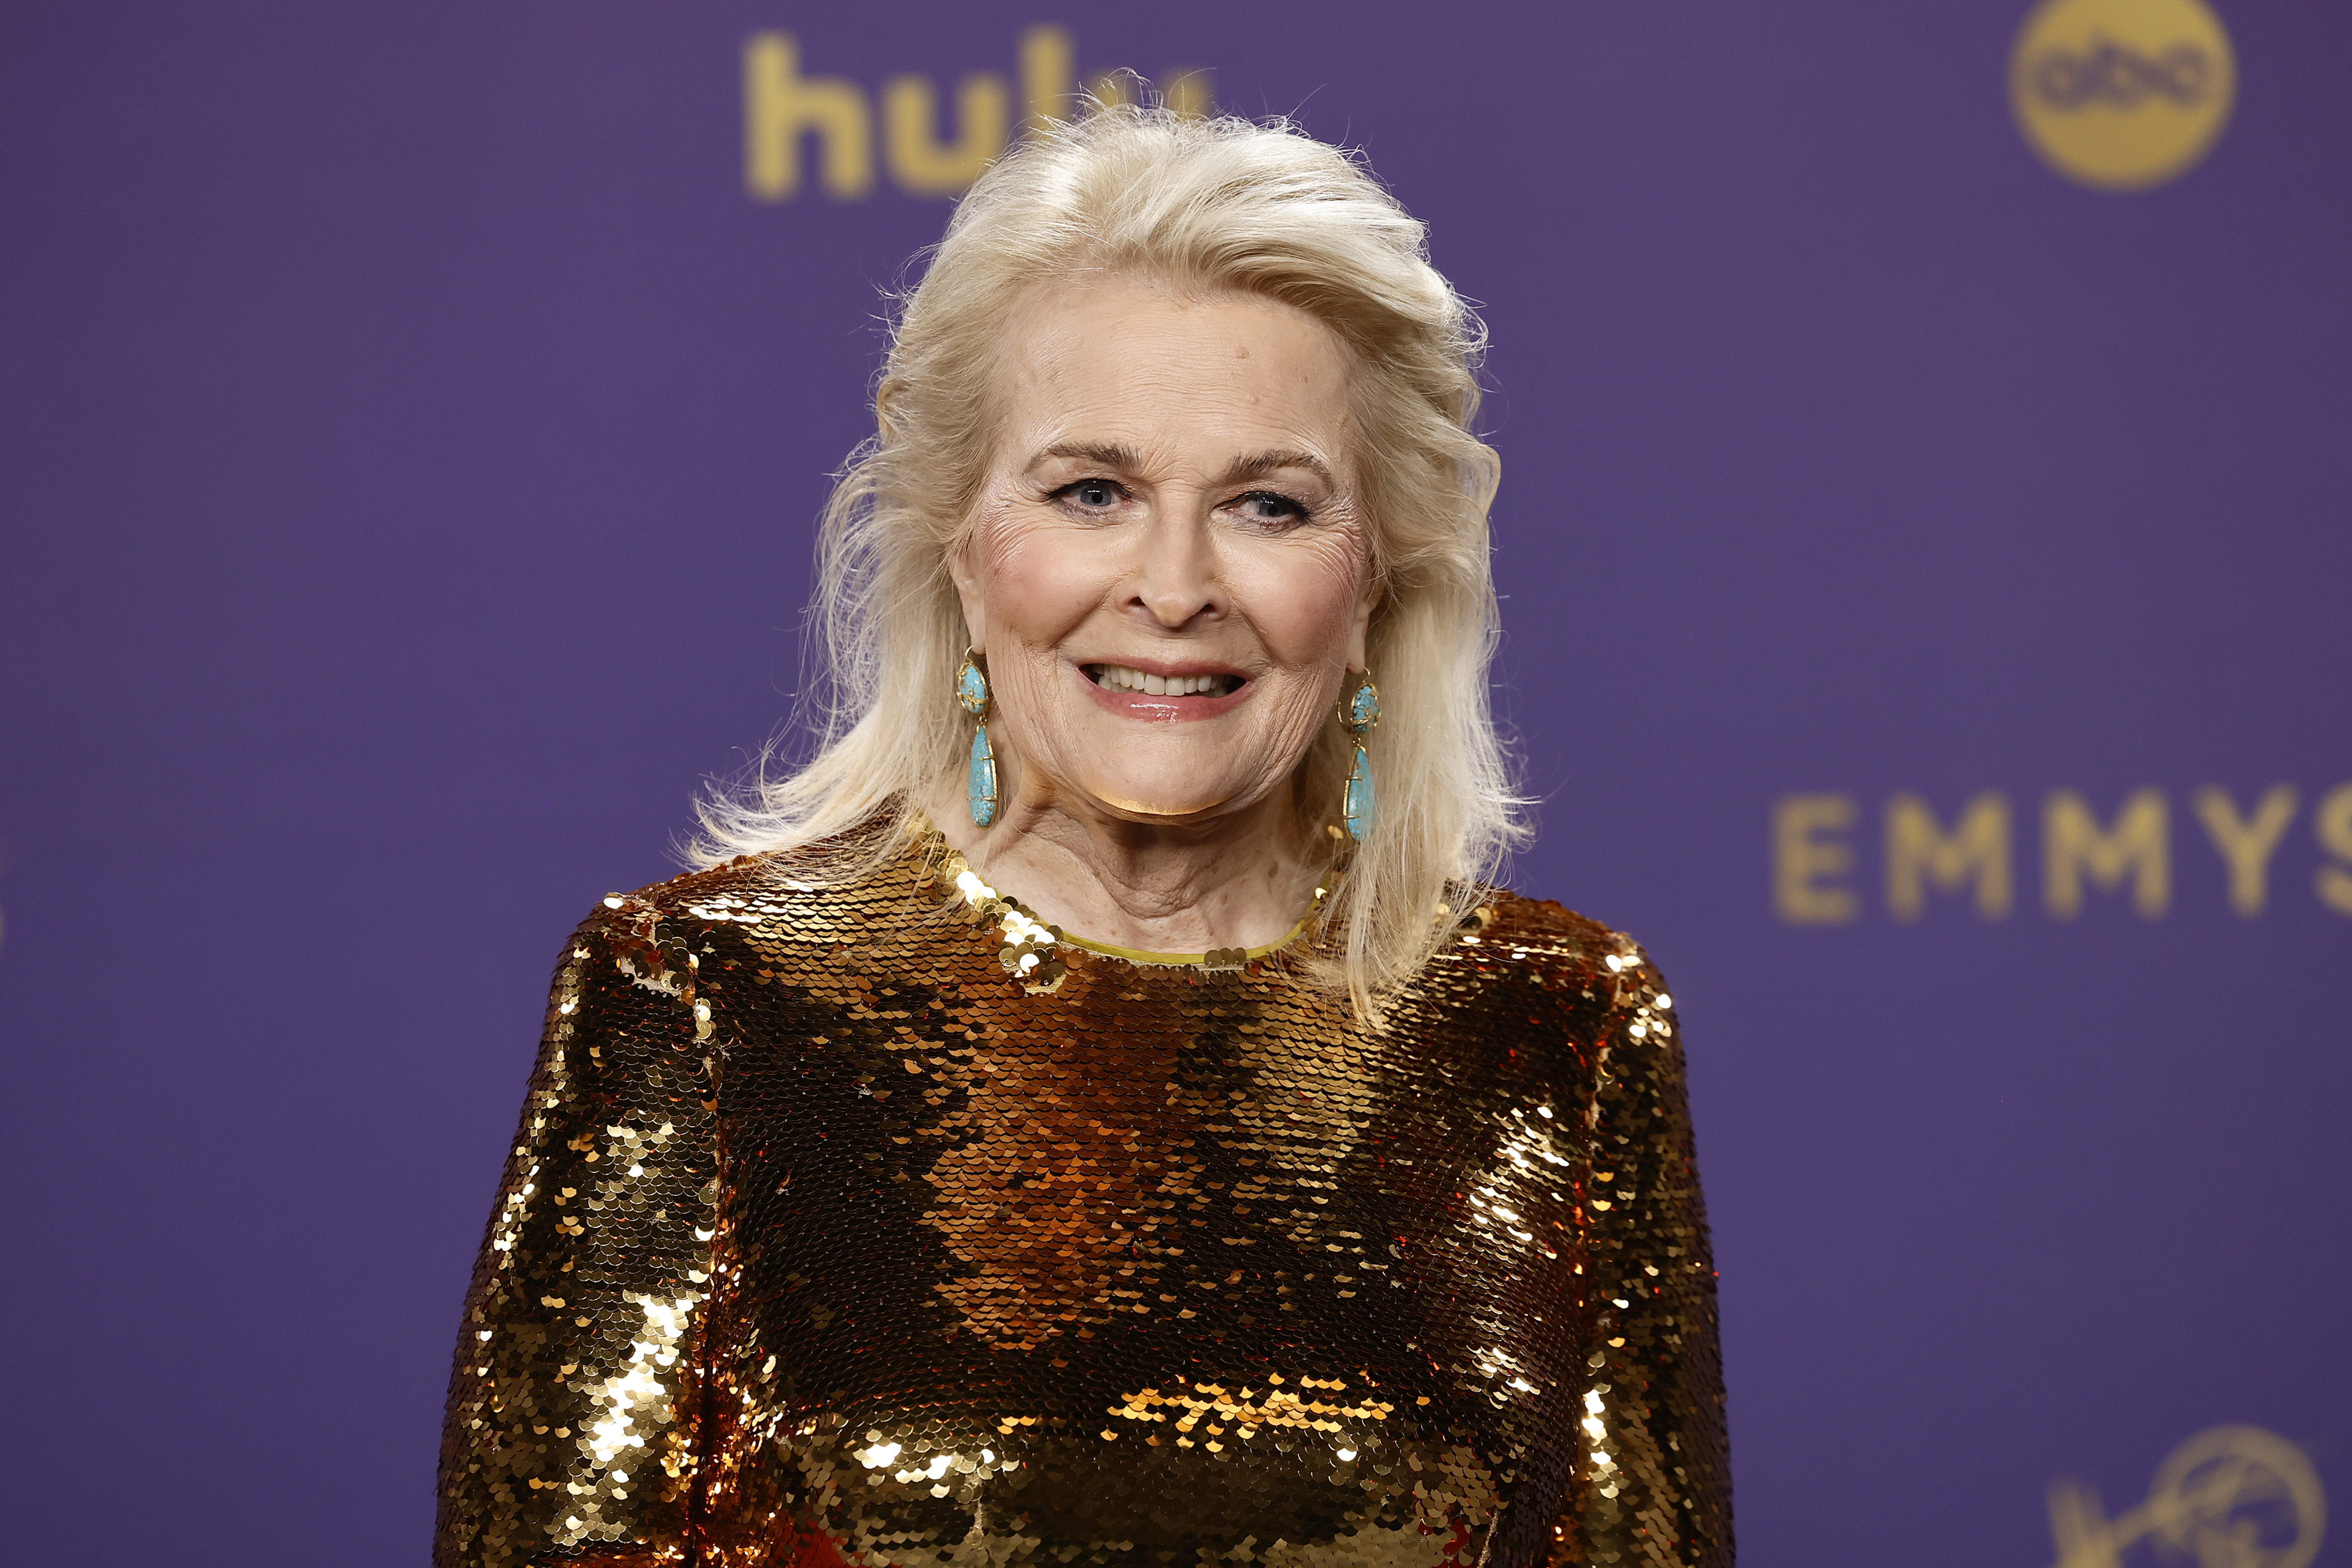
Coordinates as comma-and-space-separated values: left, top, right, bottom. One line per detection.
744, 34, 874, 200
2044, 789, 2169, 918
1087, 69, 1139, 111
1885, 792, 2012, 920
884, 71, 1010, 196
2315, 782, 2352, 916
1774, 794, 1858, 925
1020, 25, 1074, 133
1165, 69, 1217, 120
1081, 68, 1214, 118
2045, 1475, 2112, 1568
2046, 1424, 2325, 1568
2191, 785, 2297, 916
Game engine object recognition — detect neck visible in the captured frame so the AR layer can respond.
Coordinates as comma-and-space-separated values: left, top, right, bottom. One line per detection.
930, 782, 1322, 955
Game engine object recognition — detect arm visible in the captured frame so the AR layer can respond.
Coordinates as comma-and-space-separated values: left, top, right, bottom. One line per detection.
1554, 949, 1731, 1567
436, 898, 721, 1567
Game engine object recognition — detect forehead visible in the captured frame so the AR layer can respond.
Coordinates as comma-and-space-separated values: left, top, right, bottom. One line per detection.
992, 276, 1359, 456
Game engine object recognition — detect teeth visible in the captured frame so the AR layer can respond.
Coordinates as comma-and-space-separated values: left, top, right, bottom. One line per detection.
1090, 664, 1236, 697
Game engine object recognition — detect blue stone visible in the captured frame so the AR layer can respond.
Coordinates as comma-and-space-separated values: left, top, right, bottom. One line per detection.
967, 728, 998, 827
957, 662, 990, 716
1349, 682, 1380, 732
1344, 747, 1375, 840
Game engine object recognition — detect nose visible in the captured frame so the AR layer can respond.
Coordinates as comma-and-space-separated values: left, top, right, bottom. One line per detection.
1128, 512, 1225, 631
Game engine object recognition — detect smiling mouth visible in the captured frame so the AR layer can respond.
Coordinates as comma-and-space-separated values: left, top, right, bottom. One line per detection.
1084, 663, 1246, 697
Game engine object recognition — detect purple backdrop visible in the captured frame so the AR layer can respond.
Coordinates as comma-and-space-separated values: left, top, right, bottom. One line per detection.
2, 2, 2345, 1562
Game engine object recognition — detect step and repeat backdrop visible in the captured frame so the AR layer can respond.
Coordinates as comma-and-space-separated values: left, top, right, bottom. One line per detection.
0, 1, 2343, 1563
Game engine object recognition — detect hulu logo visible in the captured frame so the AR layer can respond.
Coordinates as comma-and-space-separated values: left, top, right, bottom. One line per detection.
745, 26, 1214, 201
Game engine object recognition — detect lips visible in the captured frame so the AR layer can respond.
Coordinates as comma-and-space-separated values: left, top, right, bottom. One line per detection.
1085, 662, 1244, 697
1077, 659, 1252, 720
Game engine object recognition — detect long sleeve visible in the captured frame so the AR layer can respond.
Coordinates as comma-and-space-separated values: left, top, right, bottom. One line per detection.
1553, 949, 1731, 1567
433, 845, 1728, 1564
436, 897, 723, 1567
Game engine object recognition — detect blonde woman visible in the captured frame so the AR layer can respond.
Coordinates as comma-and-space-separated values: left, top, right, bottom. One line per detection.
437, 107, 1728, 1568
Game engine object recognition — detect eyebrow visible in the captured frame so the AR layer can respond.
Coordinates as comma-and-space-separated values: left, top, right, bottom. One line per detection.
1033, 441, 1143, 474
1222, 449, 1333, 487
1029, 443, 1334, 487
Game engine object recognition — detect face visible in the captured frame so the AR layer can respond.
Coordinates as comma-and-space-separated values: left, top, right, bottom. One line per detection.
953, 276, 1376, 834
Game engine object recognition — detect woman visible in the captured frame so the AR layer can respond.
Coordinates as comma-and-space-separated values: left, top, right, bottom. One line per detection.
437, 107, 1728, 1568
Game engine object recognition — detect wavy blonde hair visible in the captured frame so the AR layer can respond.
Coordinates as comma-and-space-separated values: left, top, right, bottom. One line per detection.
697, 105, 1524, 1015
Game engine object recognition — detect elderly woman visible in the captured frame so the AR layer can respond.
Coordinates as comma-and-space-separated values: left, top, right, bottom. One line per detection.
437, 109, 1728, 1568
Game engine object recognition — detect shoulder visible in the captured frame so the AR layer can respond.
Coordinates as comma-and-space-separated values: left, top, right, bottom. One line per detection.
583, 820, 931, 956
1394, 889, 1687, 1094
1410, 887, 1674, 1026
1452, 887, 1659, 984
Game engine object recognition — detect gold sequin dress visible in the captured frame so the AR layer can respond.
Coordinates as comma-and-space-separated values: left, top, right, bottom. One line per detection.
436, 826, 1729, 1567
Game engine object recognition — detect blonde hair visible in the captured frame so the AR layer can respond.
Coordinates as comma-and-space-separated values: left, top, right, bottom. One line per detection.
697, 105, 1524, 1015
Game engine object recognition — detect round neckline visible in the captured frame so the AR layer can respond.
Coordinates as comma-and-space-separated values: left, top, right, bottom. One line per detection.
925, 831, 1326, 974
1054, 907, 1320, 967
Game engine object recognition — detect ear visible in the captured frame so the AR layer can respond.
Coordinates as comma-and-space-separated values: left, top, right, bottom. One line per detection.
1345, 564, 1382, 673
950, 532, 987, 654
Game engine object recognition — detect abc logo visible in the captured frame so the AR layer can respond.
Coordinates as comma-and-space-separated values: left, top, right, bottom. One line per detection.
2011, 0, 2235, 189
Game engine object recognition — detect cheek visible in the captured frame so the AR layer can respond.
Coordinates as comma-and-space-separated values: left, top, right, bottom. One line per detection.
1236, 532, 1368, 661
975, 516, 1098, 647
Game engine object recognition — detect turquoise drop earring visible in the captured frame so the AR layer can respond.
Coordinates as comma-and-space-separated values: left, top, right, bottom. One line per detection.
957, 651, 998, 828
1342, 671, 1379, 842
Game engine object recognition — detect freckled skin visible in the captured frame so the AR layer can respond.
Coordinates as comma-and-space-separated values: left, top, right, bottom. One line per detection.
941, 278, 1376, 954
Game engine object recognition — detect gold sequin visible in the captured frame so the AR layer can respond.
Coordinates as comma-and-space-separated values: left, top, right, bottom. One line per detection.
437, 824, 1728, 1566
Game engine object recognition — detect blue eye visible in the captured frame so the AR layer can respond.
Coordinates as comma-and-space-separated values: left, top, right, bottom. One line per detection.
1236, 491, 1309, 525
1062, 479, 1119, 510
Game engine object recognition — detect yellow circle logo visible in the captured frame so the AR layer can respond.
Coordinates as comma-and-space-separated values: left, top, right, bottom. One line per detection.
2010, 0, 2235, 189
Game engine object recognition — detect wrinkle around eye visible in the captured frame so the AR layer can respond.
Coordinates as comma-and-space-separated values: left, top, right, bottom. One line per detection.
1044, 478, 1133, 520
1221, 492, 1319, 534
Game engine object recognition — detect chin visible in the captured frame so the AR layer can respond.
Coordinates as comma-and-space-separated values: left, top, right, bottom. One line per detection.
1084, 777, 1245, 824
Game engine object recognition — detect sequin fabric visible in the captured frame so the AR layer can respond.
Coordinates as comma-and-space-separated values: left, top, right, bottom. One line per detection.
437, 825, 1728, 1567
